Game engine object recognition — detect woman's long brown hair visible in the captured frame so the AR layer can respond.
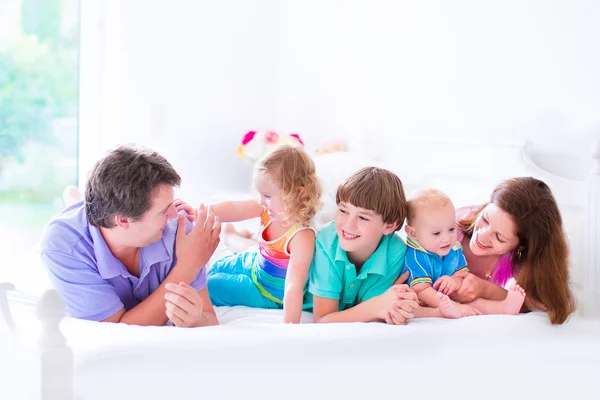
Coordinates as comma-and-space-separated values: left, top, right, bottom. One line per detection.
458, 177, 575, 324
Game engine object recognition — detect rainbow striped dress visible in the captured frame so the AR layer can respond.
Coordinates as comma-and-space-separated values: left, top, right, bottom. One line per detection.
251, 208, 314, 304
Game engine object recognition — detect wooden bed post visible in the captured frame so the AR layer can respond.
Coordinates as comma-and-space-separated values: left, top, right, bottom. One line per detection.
36, 290, 73, 400
585, 138, 600, 318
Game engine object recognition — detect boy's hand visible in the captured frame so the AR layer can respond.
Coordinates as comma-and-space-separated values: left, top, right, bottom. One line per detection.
385, 297, 419, 325
174, 199, 197, 222
377, 285, 418, 322
433, 275, 462, 296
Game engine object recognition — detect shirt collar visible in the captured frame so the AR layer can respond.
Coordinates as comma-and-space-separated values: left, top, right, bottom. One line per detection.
89, 224, 171, 280
334, 233, 389, 276
406, 236, 462, 255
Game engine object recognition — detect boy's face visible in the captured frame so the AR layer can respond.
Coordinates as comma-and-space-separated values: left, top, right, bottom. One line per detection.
406, 203, 457, 257
335, 202, 397, 260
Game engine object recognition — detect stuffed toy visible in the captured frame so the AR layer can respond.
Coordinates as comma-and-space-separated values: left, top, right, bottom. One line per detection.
236, 130, 304, 162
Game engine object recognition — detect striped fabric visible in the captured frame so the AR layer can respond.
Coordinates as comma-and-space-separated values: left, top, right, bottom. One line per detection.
251, 209, 313, 304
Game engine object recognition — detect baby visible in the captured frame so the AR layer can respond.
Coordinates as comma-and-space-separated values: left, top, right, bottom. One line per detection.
403, 189, 526, 319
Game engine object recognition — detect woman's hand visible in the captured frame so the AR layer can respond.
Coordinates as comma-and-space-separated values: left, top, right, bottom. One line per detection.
450, 272, 482, 303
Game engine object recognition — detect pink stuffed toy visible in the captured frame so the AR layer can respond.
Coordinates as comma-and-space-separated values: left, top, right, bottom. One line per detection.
236, 130, 304, 162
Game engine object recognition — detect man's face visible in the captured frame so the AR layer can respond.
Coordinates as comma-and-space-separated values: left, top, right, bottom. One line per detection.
127, 184, 178, 247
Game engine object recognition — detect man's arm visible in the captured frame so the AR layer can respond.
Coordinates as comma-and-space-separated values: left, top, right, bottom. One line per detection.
164, 284, 218, 327
102, 265, 198, 325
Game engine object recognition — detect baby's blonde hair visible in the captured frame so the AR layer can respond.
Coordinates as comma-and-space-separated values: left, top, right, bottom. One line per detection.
407, 188, 453, 226
254, 144, 323, 226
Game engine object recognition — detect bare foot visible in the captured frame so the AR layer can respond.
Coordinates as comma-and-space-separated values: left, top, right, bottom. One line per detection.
437, 292, 461, 319
223, 224, 253, 239
457, 304, 481, 317
502, 283, 526, 315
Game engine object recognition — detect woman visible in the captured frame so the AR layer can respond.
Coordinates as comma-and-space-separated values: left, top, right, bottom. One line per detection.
451, 177, 575, 324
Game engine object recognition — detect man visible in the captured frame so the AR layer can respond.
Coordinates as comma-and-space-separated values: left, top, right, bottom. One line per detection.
40, 145, 221, 327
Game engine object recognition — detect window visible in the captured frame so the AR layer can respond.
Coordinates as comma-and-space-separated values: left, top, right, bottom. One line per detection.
0, 0, 79, 292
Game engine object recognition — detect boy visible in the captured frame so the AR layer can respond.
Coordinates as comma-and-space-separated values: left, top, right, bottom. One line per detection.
309, 167, 419, 324
403, 189, 526, 318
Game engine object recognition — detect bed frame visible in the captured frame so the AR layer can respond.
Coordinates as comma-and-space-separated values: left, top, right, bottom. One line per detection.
1, 137, 599, 399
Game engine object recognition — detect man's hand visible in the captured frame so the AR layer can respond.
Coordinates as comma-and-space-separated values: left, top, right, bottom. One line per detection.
165, 282, 206, 327
173, 199, 197, 222
433, 275, 462, 296
175, 204, 221, 276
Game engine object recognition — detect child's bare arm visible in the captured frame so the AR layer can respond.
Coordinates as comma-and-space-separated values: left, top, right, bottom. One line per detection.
313, 287, 418, 323
174, 199, 263, 223
283, 230, 315, 324
412, 282, 442, 308
210, 199, 263, 222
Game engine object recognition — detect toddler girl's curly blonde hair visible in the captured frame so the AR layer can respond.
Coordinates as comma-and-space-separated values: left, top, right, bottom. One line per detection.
254, 144, 322, 226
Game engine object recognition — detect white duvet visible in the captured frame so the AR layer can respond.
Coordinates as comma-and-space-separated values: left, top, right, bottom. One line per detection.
46, 308, 599, 400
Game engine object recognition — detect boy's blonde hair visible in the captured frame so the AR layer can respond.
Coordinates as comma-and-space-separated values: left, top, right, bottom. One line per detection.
407, 188, 453, 226
254, 144, 322, 226
336, 167, 407, 231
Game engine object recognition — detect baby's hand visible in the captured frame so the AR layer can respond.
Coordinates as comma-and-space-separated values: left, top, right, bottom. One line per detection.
433, 275, 462, 296
173, 199, 197, 222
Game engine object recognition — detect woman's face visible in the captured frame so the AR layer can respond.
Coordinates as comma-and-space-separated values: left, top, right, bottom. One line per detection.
469, 203, 520, 257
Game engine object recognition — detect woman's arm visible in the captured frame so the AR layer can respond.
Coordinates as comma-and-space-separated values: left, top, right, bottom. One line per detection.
451, 272, 507, 303
283, 230, 315, 323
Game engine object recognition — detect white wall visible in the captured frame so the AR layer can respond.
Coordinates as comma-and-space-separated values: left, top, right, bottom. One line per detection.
275, 0, 600, 162
81, 0, 600, 199
81, 0, 279, 202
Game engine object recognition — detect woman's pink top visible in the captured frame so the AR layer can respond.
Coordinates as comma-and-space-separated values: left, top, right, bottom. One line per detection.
456, 206, 514, 288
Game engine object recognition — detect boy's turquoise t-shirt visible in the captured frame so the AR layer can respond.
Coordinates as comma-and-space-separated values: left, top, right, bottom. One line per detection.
308, 221, 407, 311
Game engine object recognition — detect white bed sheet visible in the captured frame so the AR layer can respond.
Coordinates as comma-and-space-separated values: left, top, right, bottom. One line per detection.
50, 308, 600, 400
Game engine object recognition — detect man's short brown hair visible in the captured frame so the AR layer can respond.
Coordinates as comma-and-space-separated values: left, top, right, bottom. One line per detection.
85, 144, 181, 228
336, 167, 407, 230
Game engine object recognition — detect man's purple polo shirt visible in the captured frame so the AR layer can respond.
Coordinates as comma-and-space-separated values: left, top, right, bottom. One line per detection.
40, 201, 207, 321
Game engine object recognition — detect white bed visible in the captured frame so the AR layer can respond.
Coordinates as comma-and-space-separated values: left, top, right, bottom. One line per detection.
1, 137, 600, 400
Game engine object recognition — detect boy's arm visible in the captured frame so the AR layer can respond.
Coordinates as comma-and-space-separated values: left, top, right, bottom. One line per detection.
283, 229, 316, 323
313, 287, 418, 323
313, 295, 380, 323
